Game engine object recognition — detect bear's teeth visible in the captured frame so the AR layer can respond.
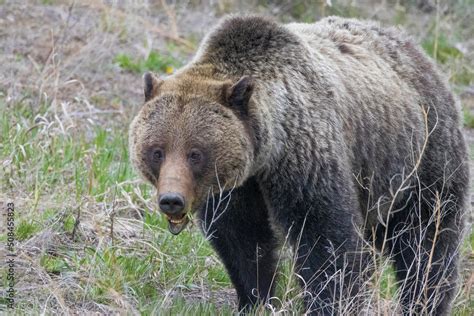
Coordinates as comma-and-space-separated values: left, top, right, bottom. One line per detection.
169, 218, 185, 224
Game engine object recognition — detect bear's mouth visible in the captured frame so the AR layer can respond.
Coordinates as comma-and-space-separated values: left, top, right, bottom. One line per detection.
167, 213, 189, 235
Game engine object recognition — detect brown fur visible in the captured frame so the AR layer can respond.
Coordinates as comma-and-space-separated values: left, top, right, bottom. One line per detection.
129, 15, 469, 315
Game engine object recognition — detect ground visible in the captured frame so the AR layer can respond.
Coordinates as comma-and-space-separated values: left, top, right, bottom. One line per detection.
0, 0, 473, 314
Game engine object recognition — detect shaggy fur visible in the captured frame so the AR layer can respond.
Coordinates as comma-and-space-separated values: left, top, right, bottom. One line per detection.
129, 15, 469, 315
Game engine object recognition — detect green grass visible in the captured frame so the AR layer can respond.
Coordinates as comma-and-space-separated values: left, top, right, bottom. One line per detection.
421, 32, 474, 85
379, 265, 397, 299
463, 107, 474, 128
15, 220, 41, 241
40, 254, 71, 274
63, 213, 76, 234
115, 51, 181, 75
422, 34, 464, 64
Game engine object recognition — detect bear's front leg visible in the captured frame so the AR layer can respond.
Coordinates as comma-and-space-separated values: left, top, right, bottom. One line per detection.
198, 177, 279, 312
291, 219, 368, 315
262, 167, 368, 315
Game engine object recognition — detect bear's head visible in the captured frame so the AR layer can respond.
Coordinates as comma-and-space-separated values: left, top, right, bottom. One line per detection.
129, 72, 256, 234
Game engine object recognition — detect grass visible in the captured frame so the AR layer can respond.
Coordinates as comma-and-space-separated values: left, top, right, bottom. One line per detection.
115, 51, 181, 75
15, 220, 41, 241
463, 107, 474, 129
422, 34, 464, 65
421, 30, 474, 86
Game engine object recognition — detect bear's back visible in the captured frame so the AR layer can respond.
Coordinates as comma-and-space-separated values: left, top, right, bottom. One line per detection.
286, 17, 409, 65
285, 17, 458, 120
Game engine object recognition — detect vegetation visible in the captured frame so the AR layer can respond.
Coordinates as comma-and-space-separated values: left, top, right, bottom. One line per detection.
115, 51, 181, 75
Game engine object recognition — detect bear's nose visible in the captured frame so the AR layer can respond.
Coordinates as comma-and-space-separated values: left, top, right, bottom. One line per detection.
159, 193, 185, 215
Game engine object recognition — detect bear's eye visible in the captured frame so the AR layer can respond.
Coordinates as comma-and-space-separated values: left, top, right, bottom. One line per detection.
188, 149, 202, 165
152, 149, 164, 162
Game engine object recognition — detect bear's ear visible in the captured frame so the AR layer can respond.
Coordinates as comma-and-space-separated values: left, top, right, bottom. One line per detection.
143, 72, 163, 102
225, 76, 254, 116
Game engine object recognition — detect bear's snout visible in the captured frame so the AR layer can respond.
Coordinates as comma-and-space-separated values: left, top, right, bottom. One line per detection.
156, 157, 195, 235
159, 192, 185, 215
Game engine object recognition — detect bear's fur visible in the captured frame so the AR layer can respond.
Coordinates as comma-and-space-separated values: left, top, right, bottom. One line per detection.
129, 16, 469, 315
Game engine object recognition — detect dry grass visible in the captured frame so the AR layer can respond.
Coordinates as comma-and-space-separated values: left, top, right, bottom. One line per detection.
0, 0, 473, 314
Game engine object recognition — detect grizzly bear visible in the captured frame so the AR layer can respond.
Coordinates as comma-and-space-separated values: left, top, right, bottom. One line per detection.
129, 15, 469, 315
